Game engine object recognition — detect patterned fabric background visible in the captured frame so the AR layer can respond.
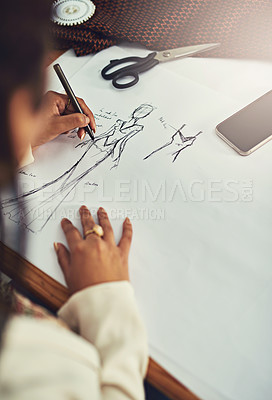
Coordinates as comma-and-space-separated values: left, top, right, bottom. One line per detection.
51, 0, 272, 59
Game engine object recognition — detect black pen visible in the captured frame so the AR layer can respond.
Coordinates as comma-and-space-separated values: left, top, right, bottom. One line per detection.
53, 63, 94, 140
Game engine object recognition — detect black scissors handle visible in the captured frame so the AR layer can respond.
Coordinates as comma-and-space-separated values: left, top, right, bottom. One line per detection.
101, 52, 159, 89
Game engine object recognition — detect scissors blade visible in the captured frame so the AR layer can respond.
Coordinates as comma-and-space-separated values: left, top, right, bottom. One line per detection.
155, 43, 220, 62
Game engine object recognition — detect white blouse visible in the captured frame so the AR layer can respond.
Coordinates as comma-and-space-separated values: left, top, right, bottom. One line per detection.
0, 281, 148, 399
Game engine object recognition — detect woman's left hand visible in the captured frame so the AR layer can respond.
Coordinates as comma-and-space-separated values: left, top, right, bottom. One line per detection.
31, 91, 96, 149
55, 206, 132, 295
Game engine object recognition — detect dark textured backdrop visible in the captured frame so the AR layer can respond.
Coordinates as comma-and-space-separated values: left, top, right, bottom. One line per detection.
51, 0, 272, 59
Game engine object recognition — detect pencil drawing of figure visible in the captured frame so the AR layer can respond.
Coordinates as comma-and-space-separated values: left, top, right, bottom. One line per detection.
144, 124, 202, 163
77, 103, 154, 169
1, 104, 154, 233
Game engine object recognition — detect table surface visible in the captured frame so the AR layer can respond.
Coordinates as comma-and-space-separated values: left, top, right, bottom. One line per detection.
0, 49, 200, 400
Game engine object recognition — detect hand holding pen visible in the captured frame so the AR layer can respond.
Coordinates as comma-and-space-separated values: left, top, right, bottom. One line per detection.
54, 63, 95, 140
31, 91, 96, 149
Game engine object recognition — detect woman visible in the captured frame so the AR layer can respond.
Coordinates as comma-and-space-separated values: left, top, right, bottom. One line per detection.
0, 1, 148, 399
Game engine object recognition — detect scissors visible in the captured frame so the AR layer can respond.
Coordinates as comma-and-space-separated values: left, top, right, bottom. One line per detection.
101, 43, 220, 89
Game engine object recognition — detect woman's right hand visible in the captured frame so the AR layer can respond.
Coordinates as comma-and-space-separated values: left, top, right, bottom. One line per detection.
54, 206, 133, 295
32, 91, 96, 149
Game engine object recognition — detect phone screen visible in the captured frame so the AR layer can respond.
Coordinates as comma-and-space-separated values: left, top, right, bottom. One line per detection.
216, 90, 272, 154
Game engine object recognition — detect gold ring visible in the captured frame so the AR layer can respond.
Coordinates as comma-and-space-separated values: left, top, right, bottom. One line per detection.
65, 98, 71, 110
84, 224, 104, 238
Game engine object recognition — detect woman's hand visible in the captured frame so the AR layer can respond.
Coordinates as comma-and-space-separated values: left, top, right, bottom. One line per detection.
54, 206, 132, 295
32, 91, 96, 149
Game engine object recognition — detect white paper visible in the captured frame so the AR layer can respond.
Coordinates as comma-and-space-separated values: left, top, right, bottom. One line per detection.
2, 46, 272, 400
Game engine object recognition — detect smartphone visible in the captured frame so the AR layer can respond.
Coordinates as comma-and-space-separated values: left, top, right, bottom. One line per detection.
216, 90, 272, 156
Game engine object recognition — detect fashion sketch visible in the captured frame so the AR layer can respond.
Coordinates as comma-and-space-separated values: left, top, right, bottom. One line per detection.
144, 124, 202, 163
1, 104, 154, 233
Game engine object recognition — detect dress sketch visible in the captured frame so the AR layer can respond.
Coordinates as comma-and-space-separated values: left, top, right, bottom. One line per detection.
144, 124, 202, 163
1, 104, 154, 233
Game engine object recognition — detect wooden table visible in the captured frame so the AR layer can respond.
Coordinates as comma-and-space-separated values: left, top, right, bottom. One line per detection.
0, 49, 201, 400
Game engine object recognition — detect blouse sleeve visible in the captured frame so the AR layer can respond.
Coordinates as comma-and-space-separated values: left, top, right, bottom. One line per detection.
58, 281, 148, 400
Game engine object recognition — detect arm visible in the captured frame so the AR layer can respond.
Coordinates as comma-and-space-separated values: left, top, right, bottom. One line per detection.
103, 120, 123, 146
55, 206, 148, 400
2, 290, 147, 400
75, 121, 122, 150
143, 133, 176, 160
58, 282, 148, 400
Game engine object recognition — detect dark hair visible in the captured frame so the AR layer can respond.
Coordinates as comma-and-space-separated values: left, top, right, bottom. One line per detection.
0, 0, 51, 348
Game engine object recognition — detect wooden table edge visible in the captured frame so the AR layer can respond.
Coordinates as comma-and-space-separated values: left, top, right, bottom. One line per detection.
0, 241, 200, 400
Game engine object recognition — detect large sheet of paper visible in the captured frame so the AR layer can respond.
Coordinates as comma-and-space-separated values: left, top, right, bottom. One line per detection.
2, 46, 272, 400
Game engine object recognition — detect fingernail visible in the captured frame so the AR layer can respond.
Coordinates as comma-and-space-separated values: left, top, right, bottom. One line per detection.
99, 207, 105, 212
125, 217, 130, 223
54, 242, 59, 252
85, 116, 90, 124
80, 132, 86, 141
